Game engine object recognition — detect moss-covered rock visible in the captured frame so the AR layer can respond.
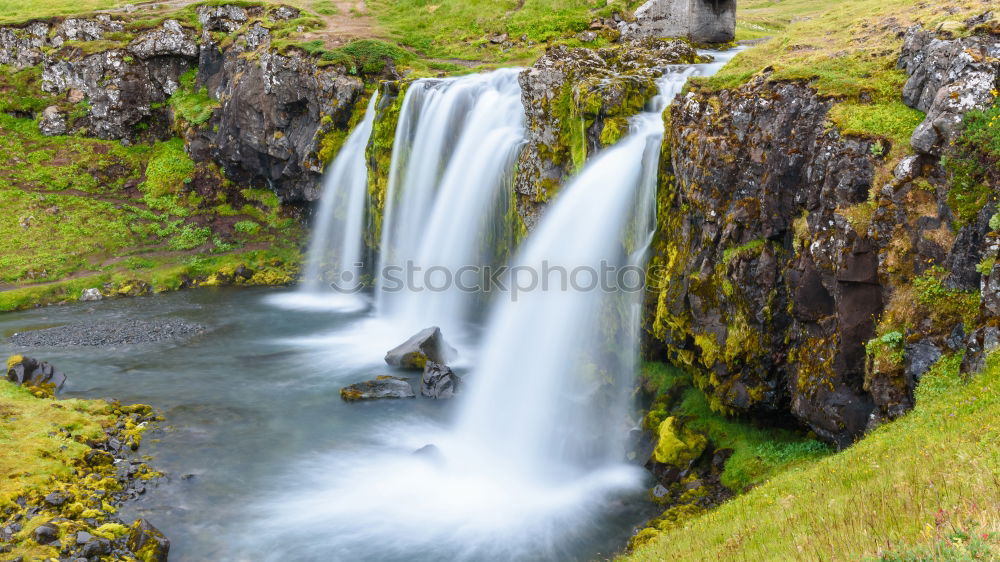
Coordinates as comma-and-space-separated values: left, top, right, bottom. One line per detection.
514, 38, 701, 228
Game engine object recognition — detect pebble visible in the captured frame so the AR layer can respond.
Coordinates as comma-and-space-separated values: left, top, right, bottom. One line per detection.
8, 318, 205, 347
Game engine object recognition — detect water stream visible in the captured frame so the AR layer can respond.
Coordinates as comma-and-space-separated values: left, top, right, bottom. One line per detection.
1, 51, 740, 561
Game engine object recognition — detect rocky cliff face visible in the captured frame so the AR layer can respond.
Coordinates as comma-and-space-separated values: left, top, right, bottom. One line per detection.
515, 39, 699, 229
186, 6, 365, 203
0, 5, 371, 204
647, 25, 1000, 447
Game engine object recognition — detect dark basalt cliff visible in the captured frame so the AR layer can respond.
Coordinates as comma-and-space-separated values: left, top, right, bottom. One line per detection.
0, 5, 372, 205
646, 25, 1000, 447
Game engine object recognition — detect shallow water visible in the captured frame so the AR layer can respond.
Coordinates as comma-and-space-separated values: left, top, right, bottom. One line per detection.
0, 288, 654, 561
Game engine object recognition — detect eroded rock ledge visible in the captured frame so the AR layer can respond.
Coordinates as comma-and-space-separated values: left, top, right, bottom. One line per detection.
0, 5, 374, 204
647, 23, 1000, 448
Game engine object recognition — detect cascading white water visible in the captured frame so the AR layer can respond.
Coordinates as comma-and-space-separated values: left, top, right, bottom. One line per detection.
251, 51, 741, 562
376, 69, 525, 335
270, 93, 380, 311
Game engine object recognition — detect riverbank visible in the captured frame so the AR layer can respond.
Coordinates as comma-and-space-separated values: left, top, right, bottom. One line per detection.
1, 357, 168, 561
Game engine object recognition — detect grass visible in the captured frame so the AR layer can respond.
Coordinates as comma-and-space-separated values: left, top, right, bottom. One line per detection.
696, 0, 995, 160
368, 0, 644, 62
626, 353, 1000, 561
642, 363, 831, 492
0, 379, 112, 508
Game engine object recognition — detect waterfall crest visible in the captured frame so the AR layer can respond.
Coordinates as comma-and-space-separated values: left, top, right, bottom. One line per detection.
376, 69, 525, 334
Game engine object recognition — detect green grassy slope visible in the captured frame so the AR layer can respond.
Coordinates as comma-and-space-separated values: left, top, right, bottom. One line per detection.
627, 353, 1000, 560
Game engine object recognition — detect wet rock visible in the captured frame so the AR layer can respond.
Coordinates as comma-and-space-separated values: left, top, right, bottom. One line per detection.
127, 519, 169, 562
340, 376, 416, 401
39, 106, 67, 136
898, 26, 1000, 155
621, 0, 736, 44
6, 356, 67, 393
385, 327, 457, 369
651, 73, 882, 446
420, 362, 461, 399
189, 18, 368, 203
80, 288, 103, 301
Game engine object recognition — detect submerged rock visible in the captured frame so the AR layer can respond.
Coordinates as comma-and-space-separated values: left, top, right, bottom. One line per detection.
384, 327, 457, 370
6, 356, 67, 394
340, 376, 416, 401
420, 362, 461, 399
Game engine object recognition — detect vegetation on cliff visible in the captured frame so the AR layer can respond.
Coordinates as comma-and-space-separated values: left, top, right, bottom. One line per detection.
627, 352, 1000, 560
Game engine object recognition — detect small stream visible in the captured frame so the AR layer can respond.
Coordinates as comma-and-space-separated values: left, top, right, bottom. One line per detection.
0, 288, 655, 561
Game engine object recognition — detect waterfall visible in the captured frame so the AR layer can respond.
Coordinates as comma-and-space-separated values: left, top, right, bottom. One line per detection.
453, 49, 743, 480
271, 92, 380, 311
251, 51, 741, 561
376, 69, 525, 335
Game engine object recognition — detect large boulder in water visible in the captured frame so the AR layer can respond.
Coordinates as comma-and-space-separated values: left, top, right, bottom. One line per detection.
340, 376, 416, 401
6, 355, 67, 395
421, 362, 461, 399
384, 327, 457, 370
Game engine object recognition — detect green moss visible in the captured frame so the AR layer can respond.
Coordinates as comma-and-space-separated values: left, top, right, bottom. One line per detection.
943, 100, 1000, 228
912, 266, 981, 330
141, 138, 195, 198
168, 68, 219, 126
653, 416, 708, 467
365, 83, 406, 253
642, 363, 831, 492
626, 350, 1000, 561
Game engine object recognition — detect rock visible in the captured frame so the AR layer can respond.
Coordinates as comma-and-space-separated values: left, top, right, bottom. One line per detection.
127, 519, 169, 562
412, 444, 444, 465
127, 19, 198, 60
6, 356, 67, 393
80, 537, 111, 557
189, 34, 366, 203
44, 491, 69, 506
273, 6, 301, 20
515, 39, 699, 227
33, 523, 58, 545
489, 33, 508, 44
9, 318, 204, 347
620, 0, 736, 44
39, 106, 67, 136
905, 341, 942, 383
80, 288, 103, 301
420, 362, 461, 399
651, 416, 707, 468
577, 31, 598, 43
75, 531, 93, 544
898, 26, 1000, 155
340, 376, 416, 401
384, 327, 457, 369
